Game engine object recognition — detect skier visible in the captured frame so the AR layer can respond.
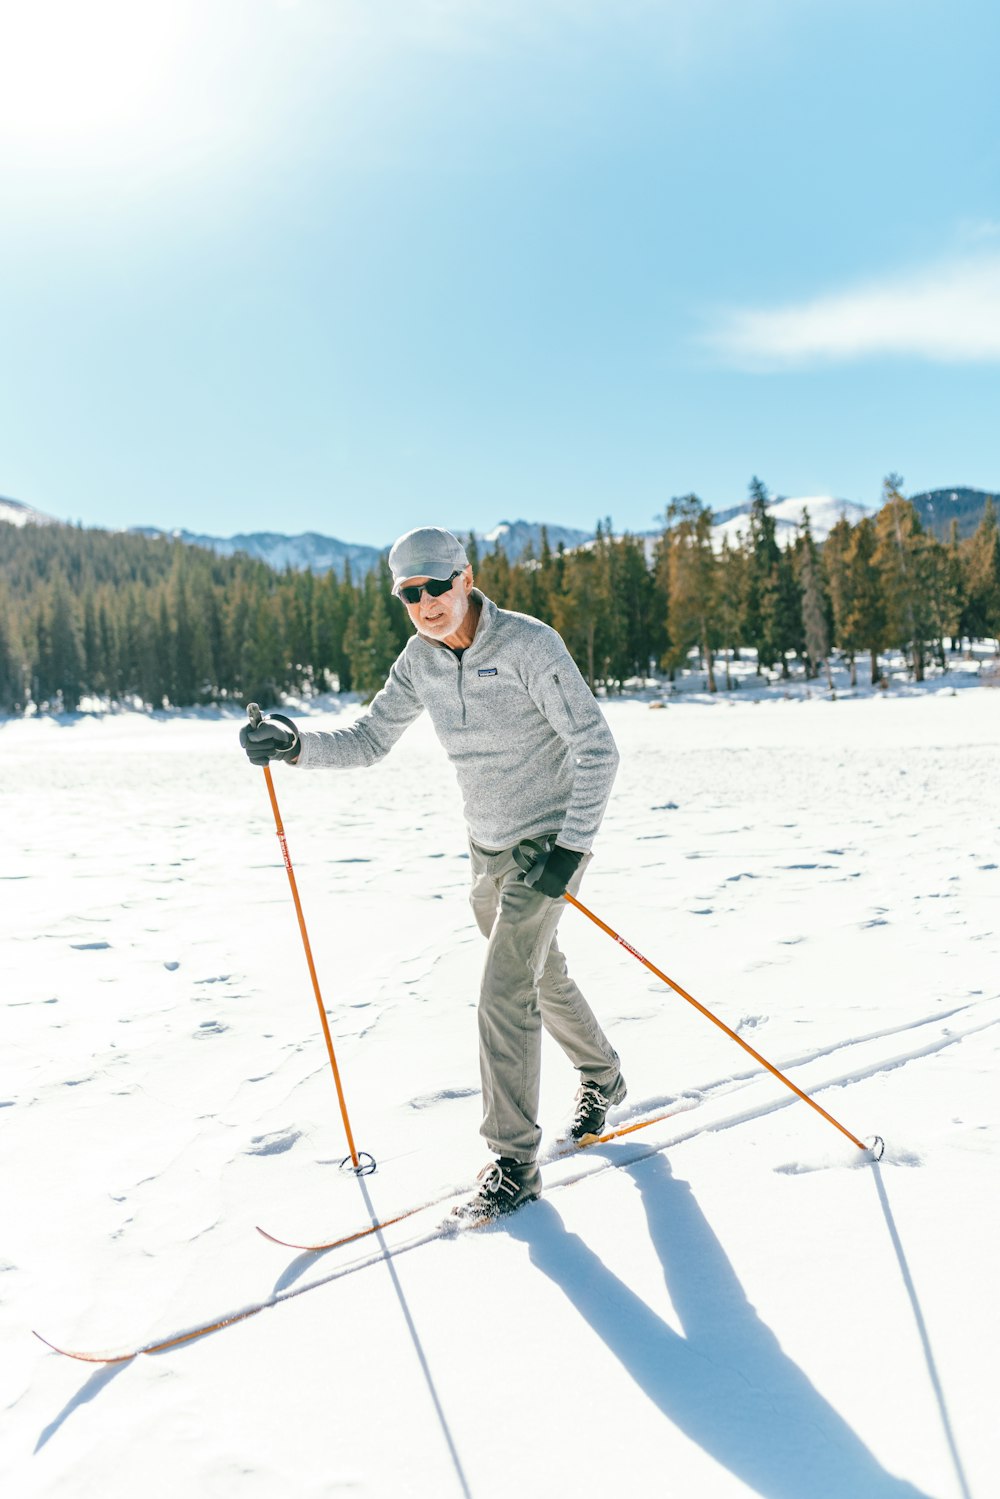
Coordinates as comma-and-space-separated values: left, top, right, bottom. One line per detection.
240, 526, 625, 1222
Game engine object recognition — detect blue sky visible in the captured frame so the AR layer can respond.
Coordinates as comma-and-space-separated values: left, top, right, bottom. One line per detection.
1, 0, 997, 544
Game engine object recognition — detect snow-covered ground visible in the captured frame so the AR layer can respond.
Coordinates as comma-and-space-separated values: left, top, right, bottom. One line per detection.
2, 676, 998, 1498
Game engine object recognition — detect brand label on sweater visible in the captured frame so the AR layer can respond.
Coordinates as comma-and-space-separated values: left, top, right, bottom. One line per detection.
478, 667, 498, 676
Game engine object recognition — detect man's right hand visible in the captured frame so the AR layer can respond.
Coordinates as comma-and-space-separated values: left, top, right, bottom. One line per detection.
239, 714, 301, 766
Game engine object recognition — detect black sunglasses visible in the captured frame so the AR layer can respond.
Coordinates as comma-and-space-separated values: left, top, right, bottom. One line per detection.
399, 570, 462, 605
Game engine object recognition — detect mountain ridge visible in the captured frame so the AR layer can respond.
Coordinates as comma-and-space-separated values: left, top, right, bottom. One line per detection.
3, 489, 994, 572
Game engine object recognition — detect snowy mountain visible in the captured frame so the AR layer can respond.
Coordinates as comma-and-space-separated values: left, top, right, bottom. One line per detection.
5, 491, 991, 575
478, 518, 593, 558
1, 497, 860, 571
129, 518, 595, 575
129, 525, 385, 578
710, 495, 871, 550
0, 496, 58, 527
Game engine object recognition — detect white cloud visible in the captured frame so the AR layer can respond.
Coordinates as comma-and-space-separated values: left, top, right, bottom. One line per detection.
706, 253, 1000, 367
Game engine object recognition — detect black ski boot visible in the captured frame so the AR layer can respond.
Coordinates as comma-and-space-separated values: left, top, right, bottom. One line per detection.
453, 1157, 541, 1224
570, 1074, 627, 1142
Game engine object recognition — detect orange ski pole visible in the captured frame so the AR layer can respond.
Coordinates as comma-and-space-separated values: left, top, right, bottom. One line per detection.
247, 704, 371, 1174
563, 891, 882, 1158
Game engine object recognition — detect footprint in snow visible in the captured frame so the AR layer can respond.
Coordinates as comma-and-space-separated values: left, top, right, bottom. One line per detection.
194, 1021, 228, 1038
246, 1128, 302, 1156
737, 1015, 767, 1033
408, 1086, 479, 1110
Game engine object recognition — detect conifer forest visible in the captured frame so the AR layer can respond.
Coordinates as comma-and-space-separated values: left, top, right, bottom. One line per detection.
1, 479, 998, 715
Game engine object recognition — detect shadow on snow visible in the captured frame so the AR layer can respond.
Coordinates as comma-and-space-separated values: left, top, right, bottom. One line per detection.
506, 1154, 935, 1499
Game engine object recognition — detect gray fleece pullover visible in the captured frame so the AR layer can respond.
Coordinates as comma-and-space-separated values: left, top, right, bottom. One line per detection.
295, 591, 619, 853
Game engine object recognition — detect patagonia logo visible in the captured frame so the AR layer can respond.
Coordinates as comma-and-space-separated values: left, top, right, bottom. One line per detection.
477, 667, 498, 676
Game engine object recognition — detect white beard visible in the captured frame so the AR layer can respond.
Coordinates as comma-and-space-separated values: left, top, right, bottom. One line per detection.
417, 586, 470, 641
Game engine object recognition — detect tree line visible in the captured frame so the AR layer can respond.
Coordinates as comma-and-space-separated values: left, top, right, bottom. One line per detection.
1, 477, 998, 714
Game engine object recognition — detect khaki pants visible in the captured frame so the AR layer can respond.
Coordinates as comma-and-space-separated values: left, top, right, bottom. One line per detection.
469, 839, 622, 1163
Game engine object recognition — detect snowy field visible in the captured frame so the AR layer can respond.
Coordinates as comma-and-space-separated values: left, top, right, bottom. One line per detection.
2, 679, 999, 1499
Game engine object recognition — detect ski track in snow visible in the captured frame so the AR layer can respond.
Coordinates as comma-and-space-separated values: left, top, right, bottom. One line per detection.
2, 683, 999, 1498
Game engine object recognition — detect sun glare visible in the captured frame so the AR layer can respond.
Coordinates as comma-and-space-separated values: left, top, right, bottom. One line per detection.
0, 1, 190, 149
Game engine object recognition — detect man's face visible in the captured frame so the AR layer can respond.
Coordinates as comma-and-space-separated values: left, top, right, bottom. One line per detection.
400, 565, 474, 642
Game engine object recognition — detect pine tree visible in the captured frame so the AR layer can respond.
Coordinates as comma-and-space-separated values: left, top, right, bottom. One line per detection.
773, 548, 804, 680
170, 567, 201, 705
536, 527, 558, 632
220, 580, 253, 699
964, 497, 1000, 644
98, 600, 121, 700
914, 531, 958, 671
0, 588, 23, 711
129, 590, 162, 707
616, 533, 659, 682
332, 562, 357, 692
552, 547, 599, 691
794, 511, 832, 685
352, 583, 399, 701
240, 583, 287, 706
82, 594, 101, 698
744, 477, 783, 674
651, 530, 673, 677
156, 595, 174, 706
509, 542, 545, 620
282, 569, 314, 686
822, 517, 857, 683
663, 496, 719, 691
873, 477, 933, 680
45, 577, 85, 710
715, 535, 745, 688
477, 546, 512, 607
844, 516, 886, 685
589, 521, 621, 690
552, 539, 568, 599
947, 520, 970, 652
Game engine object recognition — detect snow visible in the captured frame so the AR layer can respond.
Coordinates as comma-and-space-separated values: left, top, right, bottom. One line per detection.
0, 498, 57, 528
2, 675, 999, 1498
712, 495, 871, 548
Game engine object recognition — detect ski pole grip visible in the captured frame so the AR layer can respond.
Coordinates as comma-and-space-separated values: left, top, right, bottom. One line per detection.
247, 702, 263, 729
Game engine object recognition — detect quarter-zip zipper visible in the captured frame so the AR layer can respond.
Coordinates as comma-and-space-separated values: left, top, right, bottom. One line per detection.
456, 654, 467, 725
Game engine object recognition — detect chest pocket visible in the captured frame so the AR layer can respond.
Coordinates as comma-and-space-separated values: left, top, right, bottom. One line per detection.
468, 666, 522, 720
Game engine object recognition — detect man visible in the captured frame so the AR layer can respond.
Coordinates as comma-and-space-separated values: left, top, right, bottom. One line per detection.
240, 526, 625, 1222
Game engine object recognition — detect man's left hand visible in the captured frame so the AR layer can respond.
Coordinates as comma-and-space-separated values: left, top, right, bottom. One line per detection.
520, 842, 584, 899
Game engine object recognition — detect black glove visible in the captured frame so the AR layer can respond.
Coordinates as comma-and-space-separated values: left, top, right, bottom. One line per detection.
239, 713, 301, 766
514, 838, 584, 898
